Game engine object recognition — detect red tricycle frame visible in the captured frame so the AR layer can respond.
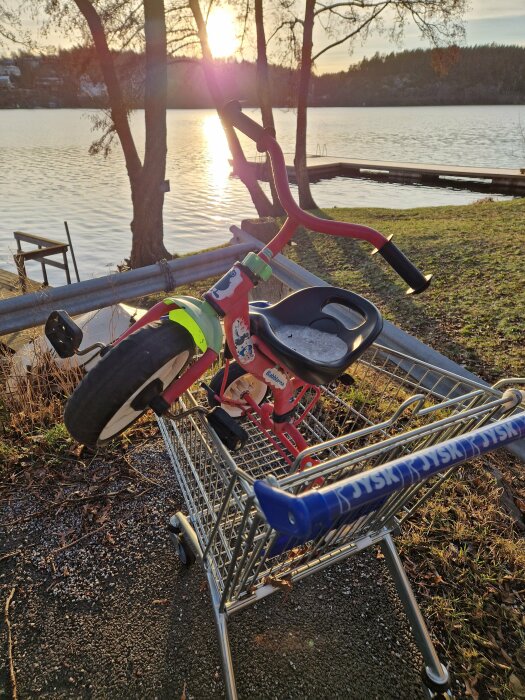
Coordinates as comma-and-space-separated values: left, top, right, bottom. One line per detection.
107, 103, 430, 463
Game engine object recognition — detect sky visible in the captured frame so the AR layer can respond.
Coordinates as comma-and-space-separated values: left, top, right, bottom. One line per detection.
4, 0, 525, 75
315, 0, 525, 72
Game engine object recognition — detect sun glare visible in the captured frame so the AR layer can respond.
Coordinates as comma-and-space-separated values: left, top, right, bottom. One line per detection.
203, 113, 230, 193
206, 7, 239, 58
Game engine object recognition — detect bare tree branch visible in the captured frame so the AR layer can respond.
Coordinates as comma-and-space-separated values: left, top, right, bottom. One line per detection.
73, 0, 142, 182
312, 2, 388, 61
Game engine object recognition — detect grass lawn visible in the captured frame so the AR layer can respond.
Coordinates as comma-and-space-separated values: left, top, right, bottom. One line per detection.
287, 197, 525, 382
285, 197, 525, 698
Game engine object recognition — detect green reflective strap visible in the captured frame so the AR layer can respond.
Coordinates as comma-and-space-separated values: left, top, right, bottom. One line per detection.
242, 251, 273, 282
164, 296, 223, 353
168, 308, 207, 352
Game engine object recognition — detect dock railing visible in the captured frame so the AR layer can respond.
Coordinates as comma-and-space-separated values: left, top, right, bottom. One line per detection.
13, 231, 72, 292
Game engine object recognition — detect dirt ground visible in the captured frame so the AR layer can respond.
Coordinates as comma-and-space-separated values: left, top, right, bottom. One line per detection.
0, 436, 447, 699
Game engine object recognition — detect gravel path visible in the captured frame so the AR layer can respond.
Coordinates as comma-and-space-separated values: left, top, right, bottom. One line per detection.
1, 438, 427, 699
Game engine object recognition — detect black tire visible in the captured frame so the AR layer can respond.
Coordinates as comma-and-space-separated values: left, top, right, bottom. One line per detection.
168, 521, 196, 566
65, 321, 195, 446
176, 534, 196, 567
206, 362, 268, 418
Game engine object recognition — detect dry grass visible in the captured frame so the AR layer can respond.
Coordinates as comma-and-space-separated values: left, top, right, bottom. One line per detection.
399, 454, 525, 699
0, 345, 82, 479
0, 343, 159, 502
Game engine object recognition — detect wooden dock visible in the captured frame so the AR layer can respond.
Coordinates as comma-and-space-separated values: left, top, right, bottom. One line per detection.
250, 156, 525, 195
0, 268, 46, 352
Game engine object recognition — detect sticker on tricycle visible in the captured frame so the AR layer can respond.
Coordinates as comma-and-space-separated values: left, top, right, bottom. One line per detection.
210, 268, 243, 302
263, 367, 287, 389
232, 317, 254, 364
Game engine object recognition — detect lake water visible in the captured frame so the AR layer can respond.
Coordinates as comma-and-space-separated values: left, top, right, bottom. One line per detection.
0, 105, 524, 282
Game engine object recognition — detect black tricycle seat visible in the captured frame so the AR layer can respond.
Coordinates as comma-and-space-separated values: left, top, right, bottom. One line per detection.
249, 286, 383, 386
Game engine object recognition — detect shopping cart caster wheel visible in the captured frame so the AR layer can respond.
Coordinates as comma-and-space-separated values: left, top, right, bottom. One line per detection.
176, 534, 196, 567
422, 666, 452, 698
207, 407, 248, 451
168, 512, 202, 566
169, 526, 196, 567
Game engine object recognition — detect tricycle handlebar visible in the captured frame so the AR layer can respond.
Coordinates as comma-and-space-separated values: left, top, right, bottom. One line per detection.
221, 101, 431, 294
221, 100, 271, 151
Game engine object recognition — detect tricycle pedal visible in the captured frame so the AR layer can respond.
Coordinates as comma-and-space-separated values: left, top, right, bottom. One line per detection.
45, 310, 83, 358
338, 373, 355, 387
207, 407, 248, 451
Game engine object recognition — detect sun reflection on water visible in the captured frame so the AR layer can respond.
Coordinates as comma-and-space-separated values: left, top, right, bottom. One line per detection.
203, 113, 231, 199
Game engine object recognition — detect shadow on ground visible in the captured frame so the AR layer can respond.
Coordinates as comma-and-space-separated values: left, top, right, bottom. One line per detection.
1, 440, 428, 699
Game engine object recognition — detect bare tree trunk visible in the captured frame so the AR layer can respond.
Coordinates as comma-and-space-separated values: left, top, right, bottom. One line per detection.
294, 0, 317, 210
130, 0, 170, 267
255, 0, 285, 216
73, 0, 142, 183
189, 0, 274, 218
74, 0, 170, 268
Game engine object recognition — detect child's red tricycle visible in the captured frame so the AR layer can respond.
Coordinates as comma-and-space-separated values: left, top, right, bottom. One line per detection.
45, 101, 431, 451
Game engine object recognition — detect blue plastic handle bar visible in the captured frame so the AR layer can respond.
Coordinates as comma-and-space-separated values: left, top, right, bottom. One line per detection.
254, 412, 525, 541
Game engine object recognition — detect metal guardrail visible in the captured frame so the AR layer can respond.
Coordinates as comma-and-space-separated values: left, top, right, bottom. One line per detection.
1, 228, 522, 462
0, 244, 255, 337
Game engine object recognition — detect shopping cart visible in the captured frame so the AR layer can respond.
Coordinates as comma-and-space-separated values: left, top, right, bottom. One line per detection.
158, 343, 525, 699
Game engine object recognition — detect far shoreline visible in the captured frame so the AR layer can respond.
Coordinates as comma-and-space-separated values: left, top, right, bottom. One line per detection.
0, 103, 525, 111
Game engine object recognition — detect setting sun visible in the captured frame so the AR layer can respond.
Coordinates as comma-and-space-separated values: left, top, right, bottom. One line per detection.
206, 7, 239, 58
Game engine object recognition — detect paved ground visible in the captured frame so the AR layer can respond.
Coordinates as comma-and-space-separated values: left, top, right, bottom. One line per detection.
1, 439, 428, 699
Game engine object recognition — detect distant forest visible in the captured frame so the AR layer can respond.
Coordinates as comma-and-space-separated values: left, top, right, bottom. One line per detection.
315, 45, 525, 106
1, 44, 524, 109
171, 45, 525, 107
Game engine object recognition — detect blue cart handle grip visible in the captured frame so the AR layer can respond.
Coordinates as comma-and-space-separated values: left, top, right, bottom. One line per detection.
254, 412, 525, 539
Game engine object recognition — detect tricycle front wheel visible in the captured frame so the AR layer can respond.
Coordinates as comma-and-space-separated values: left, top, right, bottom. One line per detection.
64, 321, 195, 446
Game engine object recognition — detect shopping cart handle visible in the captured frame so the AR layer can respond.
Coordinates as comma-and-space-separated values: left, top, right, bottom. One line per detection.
254, 412, 525, 540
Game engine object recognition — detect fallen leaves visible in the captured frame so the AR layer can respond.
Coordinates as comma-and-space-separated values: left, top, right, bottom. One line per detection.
509, 673, 525, 699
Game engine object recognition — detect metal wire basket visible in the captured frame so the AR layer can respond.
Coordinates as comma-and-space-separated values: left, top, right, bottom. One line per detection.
157, 342, 525, 699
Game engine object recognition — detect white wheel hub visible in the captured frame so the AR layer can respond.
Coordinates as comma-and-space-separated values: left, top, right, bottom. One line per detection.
221, 373, 267, 417
98, 351, 190, 441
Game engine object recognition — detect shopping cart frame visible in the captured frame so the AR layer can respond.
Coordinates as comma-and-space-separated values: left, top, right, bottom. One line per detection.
158, 343, 525, 699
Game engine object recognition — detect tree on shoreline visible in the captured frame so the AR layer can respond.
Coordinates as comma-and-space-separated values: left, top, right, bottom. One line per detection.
0, 0, 174, 269
253, 0, 284, 215
188, 0, 275, 217
273, 0, 467, 209
0, 5, 28, 48
63, 0, 172, 268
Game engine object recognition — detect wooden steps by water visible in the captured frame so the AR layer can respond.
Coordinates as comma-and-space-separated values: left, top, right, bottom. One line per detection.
249, 156, 525, 195
1, 230, 77, 352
